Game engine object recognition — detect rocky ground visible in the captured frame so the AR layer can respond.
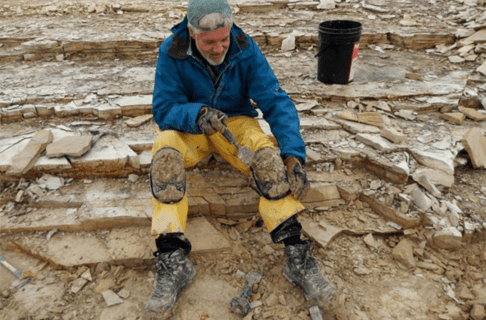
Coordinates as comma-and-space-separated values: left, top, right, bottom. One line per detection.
2, 0, 486, 319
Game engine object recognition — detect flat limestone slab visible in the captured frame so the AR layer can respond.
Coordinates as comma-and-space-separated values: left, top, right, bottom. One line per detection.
32, 129, 77, 172
7, 130, 53, 175
410, 148, 455, 175
113, 95, 152, 117
300, 117, 342, 130
0, 207, 83, 233
0, 138, 29, 172
125, 114, 153, 127
33, 155, 72, 171
307, 71, 468, 100
185, 216, 231, 254
380, 127, 407, 144
356, 133, 396, 152
8, 218, 231, 268
46, 135, 93, 158
302, 183, 342, 209
300, 216, 344, 248
119, 131, 157, 153
46, 234, 112, 268
69, 135, 140, 174
459, 106, 486, 121
360, 194, 422, 229
330, 118, 381, 134
442, 112, 466, 125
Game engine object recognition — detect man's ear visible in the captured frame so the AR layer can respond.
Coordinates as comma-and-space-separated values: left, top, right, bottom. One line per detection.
188, 27, 196, 39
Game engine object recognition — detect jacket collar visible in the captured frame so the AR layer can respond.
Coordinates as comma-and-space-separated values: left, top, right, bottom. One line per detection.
167, 16, 249, 60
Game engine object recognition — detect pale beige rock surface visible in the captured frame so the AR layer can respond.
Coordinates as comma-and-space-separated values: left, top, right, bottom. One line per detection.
462, 127, 486, 169
458, 106, 486, 121
125, 114, 153, 127
7, 130, 53, 175
442, 112, 466, 125
46, 135, 93, 158
392, 239, 416, 268
433, 227, 464, 250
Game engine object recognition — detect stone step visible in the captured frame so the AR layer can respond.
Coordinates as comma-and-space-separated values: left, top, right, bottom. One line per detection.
0, 172, 346, 234
0, 0, 457, 63
1, 216, 244, 269
0, 30, 455, 63
0, 48, 471, 124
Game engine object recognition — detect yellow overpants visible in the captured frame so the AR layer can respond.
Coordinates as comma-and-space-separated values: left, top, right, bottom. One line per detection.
151, 116, 304, 236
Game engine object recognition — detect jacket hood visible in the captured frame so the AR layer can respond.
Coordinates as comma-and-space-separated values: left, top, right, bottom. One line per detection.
168, 16, 249, 60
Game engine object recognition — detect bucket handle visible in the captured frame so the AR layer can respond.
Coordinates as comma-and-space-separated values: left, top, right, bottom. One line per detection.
314, 43, 330, 58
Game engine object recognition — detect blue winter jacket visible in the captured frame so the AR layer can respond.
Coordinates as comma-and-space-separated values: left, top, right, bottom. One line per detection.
152, 17, 306, 164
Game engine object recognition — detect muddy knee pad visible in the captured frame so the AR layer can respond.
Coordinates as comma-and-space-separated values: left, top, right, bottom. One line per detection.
251, 148, 291, 200
150, 147, 186, 204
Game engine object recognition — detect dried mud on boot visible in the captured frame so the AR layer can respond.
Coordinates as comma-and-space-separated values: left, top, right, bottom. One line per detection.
144, 249, 196, 319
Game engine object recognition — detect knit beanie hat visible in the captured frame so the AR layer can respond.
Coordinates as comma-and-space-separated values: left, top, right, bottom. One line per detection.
187, 0, 232, 31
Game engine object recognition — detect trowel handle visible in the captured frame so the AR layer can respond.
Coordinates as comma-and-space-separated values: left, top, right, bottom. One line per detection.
0, 256, 22, 278
221, 128, 237, 146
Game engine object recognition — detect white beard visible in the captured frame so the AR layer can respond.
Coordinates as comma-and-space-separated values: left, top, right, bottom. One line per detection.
194, 38, 229, 66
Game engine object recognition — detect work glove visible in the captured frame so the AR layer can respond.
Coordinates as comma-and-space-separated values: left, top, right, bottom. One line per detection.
197, 106, 228, 136
284, 157, 310, 201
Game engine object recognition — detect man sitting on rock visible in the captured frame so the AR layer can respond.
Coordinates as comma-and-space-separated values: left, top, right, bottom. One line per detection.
146, 0, 338, 318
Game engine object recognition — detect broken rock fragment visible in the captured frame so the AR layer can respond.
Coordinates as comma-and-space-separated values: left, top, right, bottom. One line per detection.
413, 168, 454, 188
462, 127, 486, 169
412, 172, 441, 197
470, 304, 485, 320
395, 110, 416, 121
477, 60, 486, 76
410, 148, 455, 175
458, 106, 486, 121
37, 174, 64, 190
455, 283, 475, 300
70, 278, 88, 294
46, 135, 93, 158
380, 127, 406, 144
281, 34, 296, 51
125, 114, 153, 127
442, 112, 466, 125
356, 133, 394, 152
102, 290, 123, 306
7, 130, 53, 175
448, 56, 465, 64
392, 239, 415, 268
317, 0, 335, 10
411, 188, 434, 212
433, 227, 463, 250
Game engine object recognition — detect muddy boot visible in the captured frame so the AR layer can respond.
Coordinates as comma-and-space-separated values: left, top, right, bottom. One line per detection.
283, 241, 337, 312
145, 248, 196, 319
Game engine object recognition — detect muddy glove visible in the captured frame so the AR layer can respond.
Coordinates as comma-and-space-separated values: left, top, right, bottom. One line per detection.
284, 157, 310, 201
197, 106, 228, 136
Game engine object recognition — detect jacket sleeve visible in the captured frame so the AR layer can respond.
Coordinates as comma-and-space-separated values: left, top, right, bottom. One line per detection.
246, 37, 306, 164
152, 45, 204, 135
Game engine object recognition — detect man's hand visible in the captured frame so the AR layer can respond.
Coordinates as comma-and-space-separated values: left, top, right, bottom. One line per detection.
197, 106, 228, 136
284, 157, 310, 201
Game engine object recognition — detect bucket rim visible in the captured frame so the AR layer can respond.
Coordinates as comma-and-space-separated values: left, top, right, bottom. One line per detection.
318, 20, 363, 31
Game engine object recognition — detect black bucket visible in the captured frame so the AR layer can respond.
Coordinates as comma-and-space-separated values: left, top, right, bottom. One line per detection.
316, 20, 362, 84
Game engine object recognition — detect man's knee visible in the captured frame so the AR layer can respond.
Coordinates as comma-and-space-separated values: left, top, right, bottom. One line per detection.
251, 147, 290, 200
150, 147, 186, 203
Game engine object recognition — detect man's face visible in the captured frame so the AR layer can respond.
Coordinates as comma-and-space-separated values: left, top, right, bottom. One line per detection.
190, 24, 231, 66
